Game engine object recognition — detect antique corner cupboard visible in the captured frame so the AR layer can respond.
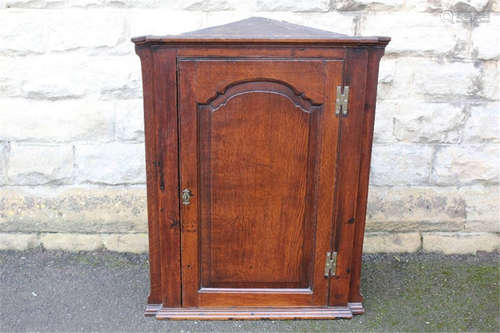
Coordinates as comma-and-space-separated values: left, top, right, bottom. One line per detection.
132, 17, 389, 320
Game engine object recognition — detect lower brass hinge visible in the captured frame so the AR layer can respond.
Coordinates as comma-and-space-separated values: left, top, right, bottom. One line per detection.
324, 251, 338, 278
335, 86, 349, 117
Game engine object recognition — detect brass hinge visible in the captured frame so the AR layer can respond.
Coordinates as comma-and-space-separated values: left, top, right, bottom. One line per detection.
324, 251, 338, 278
335, 86, 349, 117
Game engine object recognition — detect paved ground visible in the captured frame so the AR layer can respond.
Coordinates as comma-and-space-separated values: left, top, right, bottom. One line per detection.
0, 249, 498, 332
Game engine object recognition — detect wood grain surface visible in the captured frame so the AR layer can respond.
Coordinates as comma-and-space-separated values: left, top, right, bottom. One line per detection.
134, 17, 389, 319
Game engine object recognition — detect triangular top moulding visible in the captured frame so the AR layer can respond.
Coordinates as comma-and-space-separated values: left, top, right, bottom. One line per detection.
132, 17, 390, 46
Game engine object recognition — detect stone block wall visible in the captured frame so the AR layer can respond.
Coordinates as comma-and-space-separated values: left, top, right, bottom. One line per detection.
0, 0, 498, 253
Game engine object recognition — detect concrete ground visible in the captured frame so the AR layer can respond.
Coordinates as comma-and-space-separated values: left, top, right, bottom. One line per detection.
0, 249, 498, 332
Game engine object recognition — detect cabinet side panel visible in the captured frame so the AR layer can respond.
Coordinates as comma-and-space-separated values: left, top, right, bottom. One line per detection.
152, 48, 182, 307
349, 48, 385, 303
329, 48, 368, 306
136, 46, 162, 304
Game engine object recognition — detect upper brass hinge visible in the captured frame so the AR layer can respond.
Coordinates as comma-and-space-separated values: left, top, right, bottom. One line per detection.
335, 86, 349, 117
324, 251, 338, 278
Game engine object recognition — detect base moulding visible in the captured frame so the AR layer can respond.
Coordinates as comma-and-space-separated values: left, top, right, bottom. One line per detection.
145, 302, 364, 320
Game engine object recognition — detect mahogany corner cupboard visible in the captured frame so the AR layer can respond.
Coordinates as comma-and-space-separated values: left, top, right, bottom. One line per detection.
132, 17, 389, 320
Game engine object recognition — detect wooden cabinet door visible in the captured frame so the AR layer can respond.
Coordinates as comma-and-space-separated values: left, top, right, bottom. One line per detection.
178, 58, 343, 307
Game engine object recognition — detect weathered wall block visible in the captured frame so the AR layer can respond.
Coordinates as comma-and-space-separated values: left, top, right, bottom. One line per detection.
412, 59, 481, 98
374, 58, 481, 100
115, 99, 145, 142
363, 232, 421, 253
471, 14, 500, 60
75, 143, 146, 184
0, 98, 115, 143
463, 102, 500, 143
0, 142, 7, 185
459, 185, 500, 232
0, 233, 40, 250
46, 10, 129, 54
256, 0, 329, 12
392, 101, 467, 143
406, 0, 491, 12
431, 144, 500, 185
0, 186, 147, 233
170, 0, 239, 11
335, 0, 403, 11
359, 13, 468, 56
494, 0, 500, 12
7, 144, 73, 185
128, 10, 205, 37
0, 11, 46, 56
370, 144, 434, 185
423, 232, 500, 254
1, 55, 141, 100
5, 0, 65, 9
366, 186, 466, 232
373, 100, 397, 143
101, 233, 148, 253
40, 232, 103, 251
478, 60, 499, 100
374, 57, 396, 101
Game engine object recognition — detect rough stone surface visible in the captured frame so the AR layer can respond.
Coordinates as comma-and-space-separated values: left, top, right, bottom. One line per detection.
75, 143, 146, 184
412, 59, 480, 98
0, 233, 40, 250
478, 60, 500, 100
5, 0, 65, 8
370, 144, 434, 185
392, 102, 466, 143
0, 186, 147, 233
2, 56, 85, 99
494, 0, 500, 12
423, 232, 500, 254
373, 100, 397, 143
128, 10, 204, 37
101, 233, 148, 253
366, 186, 466, 232
459, 185, 500, 232
335, 0, 403, 11
363, 232, 421, 253
86, 56, 142, 99
421, 0, 491, 12
0, 3, 498, 253
375, 57, 396, 100
40, 233, 103, 251
0, 143, 7, 185
115, 99, 145, 142
1, 56, 141, 100
372, 58, 481, 100
471, 15, 500, 60
256, 0, 329, 12
0, 12, 45, 56
359, 13, 467, 56
0, 98, 115, 143
7, 144, 73, 185
463, 103, 500, 143
172, 0, 238, 11
431, 144, 500, 185
46, 11, 128, 54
